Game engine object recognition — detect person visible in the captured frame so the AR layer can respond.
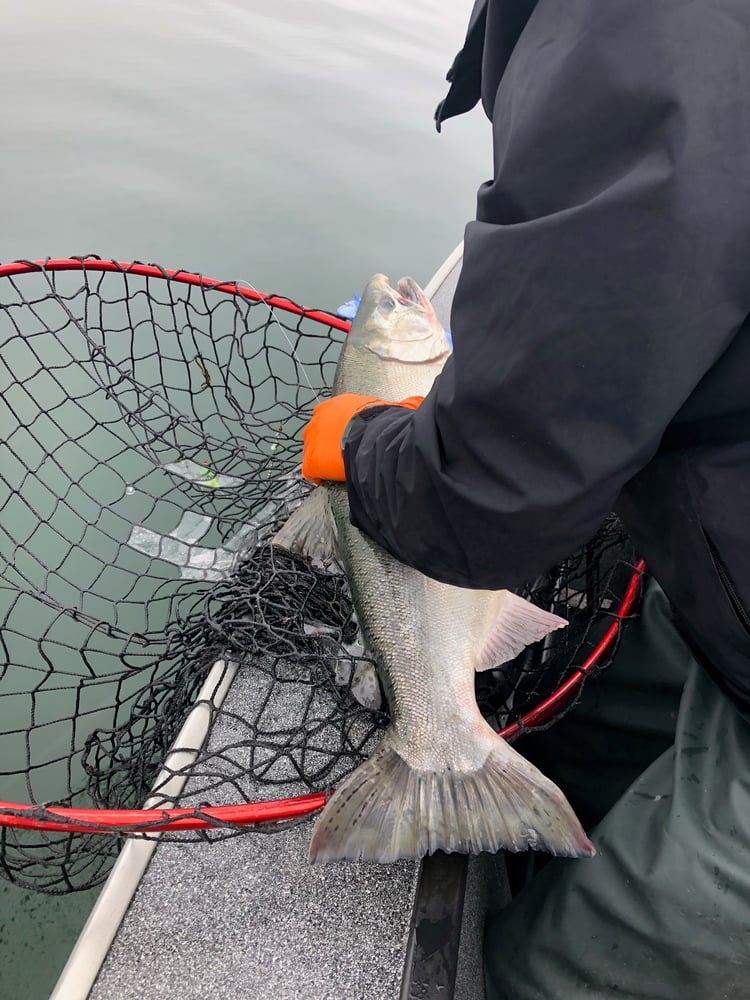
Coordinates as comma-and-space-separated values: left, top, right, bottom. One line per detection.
301, 2, 750, 997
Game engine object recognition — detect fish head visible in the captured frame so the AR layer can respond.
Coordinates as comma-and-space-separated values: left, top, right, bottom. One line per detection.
347, 275, 450, 364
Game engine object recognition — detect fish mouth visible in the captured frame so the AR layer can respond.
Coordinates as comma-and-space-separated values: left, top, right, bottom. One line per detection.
371, 275, 427, 310
370, 276, 434, 341
395, 277, 425, 308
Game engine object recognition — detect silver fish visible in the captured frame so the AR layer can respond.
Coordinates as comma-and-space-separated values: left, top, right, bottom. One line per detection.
274, 274, 594, 864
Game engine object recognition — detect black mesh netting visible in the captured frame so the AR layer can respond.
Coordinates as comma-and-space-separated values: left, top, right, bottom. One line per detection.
0, 257, 642, 894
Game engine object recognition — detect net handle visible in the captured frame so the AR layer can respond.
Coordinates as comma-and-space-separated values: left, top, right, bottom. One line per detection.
0, 256, 353, 332
0, 560, 645, 835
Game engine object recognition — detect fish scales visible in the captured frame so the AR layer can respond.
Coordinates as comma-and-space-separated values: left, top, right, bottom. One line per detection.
328, 490, 491, 773
273, 274, 594, 864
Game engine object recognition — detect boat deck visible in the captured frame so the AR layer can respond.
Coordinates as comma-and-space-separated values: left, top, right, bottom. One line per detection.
89, 665, 419, 1000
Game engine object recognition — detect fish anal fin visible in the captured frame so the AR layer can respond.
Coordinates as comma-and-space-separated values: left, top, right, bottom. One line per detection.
475, 590, 568, 672
271, 487, 341, 573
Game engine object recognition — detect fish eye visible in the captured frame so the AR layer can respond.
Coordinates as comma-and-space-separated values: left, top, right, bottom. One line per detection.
378, 297, 396, 316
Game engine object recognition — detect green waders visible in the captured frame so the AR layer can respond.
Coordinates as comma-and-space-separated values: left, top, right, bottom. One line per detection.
485, 581, 750, 1000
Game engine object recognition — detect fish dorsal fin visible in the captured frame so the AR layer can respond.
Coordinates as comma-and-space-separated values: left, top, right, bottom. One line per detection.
271, 487, 342, 573
475, 590, 568, 672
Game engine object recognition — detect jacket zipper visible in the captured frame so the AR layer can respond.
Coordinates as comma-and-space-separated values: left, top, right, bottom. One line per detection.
706, 537, 750, 633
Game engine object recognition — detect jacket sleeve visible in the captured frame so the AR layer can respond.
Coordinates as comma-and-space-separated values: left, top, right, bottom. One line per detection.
344, 2, 750, 590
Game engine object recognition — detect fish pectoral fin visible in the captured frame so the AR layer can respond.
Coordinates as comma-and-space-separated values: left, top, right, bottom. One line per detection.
271, 487, 342, 573
475, 590, 568, 672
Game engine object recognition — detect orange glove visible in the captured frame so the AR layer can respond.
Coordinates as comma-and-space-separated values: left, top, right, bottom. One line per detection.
301, 392, 423, 484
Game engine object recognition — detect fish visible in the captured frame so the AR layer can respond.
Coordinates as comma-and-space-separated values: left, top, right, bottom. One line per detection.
273, 274, 594, 864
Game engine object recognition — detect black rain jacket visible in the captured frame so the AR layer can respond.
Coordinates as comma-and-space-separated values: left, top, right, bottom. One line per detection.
343, 0, 750, 716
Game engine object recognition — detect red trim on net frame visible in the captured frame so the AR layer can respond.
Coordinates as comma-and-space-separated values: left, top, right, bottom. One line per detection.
0, 257, 353, 333
0, 562, 646, 834
0, 257, 646, 833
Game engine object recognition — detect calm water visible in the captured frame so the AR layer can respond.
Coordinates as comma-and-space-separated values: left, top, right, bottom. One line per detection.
1, 2, 487, 996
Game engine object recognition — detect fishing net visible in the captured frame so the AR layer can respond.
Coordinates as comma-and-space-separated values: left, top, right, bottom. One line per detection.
0, 257, 643, 894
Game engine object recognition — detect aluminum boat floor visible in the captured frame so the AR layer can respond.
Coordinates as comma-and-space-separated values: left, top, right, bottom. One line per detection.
90, 664, 419, 1000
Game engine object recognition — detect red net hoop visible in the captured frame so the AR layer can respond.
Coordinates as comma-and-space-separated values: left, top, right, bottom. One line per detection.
0, 256, 643, 888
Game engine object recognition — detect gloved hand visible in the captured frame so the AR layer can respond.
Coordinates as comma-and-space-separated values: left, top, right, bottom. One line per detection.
301, 392, 423, 484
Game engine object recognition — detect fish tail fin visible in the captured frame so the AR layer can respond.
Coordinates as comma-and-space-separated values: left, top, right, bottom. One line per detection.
308, 736, 594, 864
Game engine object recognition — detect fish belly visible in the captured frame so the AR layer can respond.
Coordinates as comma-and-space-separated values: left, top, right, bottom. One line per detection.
308, 487, 595, 863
